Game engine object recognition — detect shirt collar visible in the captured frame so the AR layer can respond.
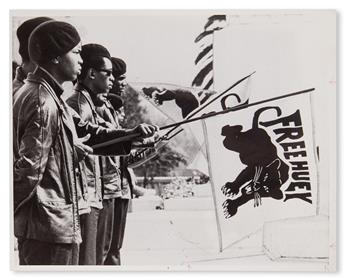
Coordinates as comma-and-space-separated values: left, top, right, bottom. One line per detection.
32, 67, 64, 97
75, 82, 99, 106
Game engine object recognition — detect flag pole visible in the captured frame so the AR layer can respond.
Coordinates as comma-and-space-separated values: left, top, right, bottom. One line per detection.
125, 71, 256, 162
202, 29, 223, 253
203, 120, 224, 252
91, 87, 315, 150
163, 71, 256, 138
160, 87, 315, 130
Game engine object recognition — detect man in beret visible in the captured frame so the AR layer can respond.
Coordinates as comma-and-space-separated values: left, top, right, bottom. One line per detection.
13, 16, 52, 95
13, 21, 157, 265
94, 57, 133, 265
14, 17, 91, 236
13, 20, 86, 265
66, 43, 113, 265
66, 44, 157, 265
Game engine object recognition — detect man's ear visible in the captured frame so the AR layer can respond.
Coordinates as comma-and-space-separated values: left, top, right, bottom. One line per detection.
51, 57, 59, 64
88, 68, 96, 80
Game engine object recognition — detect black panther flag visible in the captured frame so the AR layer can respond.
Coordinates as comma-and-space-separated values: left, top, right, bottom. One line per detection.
204, 91, 318, 246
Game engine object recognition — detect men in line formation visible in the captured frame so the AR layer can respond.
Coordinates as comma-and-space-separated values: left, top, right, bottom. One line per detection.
13, 17, 158, 265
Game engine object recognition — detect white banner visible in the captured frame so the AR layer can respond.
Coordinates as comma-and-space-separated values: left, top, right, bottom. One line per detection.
204, 92, 318, 247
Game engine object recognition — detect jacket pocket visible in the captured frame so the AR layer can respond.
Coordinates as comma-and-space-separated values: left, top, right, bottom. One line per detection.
28, 201, 75, 243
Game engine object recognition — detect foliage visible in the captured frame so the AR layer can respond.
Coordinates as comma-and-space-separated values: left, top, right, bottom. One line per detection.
135, 144, 188, 177
123, 85, 187, 185
123, 85, 149, 127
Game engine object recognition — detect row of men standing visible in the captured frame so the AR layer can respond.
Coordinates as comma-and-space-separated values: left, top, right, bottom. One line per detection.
13, 17, 158, 265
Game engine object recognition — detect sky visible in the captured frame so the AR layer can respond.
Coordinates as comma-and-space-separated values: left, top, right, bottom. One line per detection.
11, 11, 218, 169
12, 11, 214, 87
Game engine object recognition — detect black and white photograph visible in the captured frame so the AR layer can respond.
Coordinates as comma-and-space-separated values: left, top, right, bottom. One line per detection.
10, 9, 336, 271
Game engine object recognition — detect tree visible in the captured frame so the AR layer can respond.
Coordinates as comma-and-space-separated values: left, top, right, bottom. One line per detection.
135, 144, 188, 188
123, 85, 187, 186
123, 85, 148, 127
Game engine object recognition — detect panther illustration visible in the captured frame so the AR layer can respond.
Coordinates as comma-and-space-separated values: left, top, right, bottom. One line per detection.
221, 106, 290, 219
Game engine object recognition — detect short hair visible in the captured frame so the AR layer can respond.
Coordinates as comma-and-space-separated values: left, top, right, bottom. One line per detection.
78, 56, 107, 80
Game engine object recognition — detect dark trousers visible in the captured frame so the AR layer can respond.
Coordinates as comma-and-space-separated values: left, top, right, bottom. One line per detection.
104, 198, 129, 265
79, 207, 100, 265
18, 238, 79, 265
96, 198, 115, 265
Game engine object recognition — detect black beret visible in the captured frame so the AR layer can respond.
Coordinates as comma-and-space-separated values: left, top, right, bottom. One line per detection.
111, 57, 126, 77
80, 44, 111, 67
107, 93, 124, 110
28, 20, 81, 64
17, 17, 53, 62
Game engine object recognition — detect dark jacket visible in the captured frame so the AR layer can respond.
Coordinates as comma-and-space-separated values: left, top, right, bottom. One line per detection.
12, 66, 90, 216
13, 67, 84, 244
96, 101, 132, 200
13, 68, 131, 244
66, 83, 131, 208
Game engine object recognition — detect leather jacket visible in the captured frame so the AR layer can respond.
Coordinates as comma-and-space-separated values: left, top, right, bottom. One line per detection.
13, 67, 84, 244
66, 83, 132, 209
96, 101, 127, 199
13, 68, 132, 244
12, 67, 90, 216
